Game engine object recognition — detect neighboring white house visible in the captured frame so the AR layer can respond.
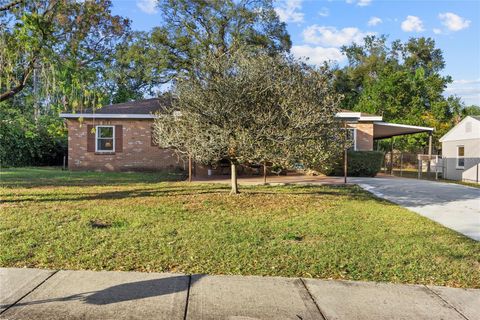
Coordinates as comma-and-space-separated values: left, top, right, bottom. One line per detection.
439, 116, 480, 183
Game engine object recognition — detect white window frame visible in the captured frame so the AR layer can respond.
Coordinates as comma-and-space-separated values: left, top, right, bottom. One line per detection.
347, 127, 357, 151
95, 125, 115, 153
456, 145, 465, 169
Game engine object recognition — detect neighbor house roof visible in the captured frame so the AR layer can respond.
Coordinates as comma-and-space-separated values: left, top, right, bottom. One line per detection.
439, 116, 480, 142
60, 97, 171, 119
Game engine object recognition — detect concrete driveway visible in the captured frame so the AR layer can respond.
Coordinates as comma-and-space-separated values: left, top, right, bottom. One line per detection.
351, 177, 480, 241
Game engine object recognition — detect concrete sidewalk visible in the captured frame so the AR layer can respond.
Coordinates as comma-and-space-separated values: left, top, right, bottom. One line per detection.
1, 268, 478, 320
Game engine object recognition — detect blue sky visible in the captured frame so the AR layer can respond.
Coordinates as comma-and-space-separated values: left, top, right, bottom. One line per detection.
111, 0, 480, 105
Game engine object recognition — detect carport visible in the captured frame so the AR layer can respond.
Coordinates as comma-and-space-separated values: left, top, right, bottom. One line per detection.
373, 122, 434, 174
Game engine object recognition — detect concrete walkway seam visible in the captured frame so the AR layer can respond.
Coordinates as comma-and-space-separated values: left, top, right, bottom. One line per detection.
423, 285, 470, 320
300, 278, 328, 320
0, 269, 59, 316
183, 275, 192, 320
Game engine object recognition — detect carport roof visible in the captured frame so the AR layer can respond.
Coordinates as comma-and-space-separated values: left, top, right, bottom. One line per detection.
373, 122, 433, 139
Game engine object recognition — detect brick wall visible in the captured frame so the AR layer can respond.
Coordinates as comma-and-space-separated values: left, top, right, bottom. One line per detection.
67, 119, 185, 171
350, 122, 374, 151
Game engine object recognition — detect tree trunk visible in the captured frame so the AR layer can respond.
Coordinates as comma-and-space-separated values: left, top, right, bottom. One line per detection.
230, 162, 239, 194
263, 161, 267, 185
188, 154, 192, 182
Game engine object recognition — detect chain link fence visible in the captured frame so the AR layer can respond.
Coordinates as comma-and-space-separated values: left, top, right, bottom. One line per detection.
382, 152, 443, 180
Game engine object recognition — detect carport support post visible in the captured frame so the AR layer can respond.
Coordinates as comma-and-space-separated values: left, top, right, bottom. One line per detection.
344, 121, 348, 184
389, 137, 394, 175
427, 132, 432, 173
400, 153, 403, 177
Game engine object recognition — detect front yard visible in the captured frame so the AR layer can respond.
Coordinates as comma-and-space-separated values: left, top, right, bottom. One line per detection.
1, 167, 479, 288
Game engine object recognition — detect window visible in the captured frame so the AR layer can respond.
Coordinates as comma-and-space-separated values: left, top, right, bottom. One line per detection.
456, 145, 465, 169
346, 128, 356, 151
96, 125, 115, 152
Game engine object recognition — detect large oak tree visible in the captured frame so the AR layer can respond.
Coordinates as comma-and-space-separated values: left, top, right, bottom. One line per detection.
153, 51, 343, 194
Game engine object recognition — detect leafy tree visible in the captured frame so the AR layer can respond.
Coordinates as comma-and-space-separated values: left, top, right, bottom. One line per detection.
152, 0, 291, 79
105, 31, 171, 103
0, 101, 66, 166
0, 0, 129, 108
153, 52, 343, 193
461, 104, 480, 117
335, 35, 470, 152
0, 0, 129, 167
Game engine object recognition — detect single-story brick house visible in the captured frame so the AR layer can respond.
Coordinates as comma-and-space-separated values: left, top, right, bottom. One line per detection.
60, 98, 433, 173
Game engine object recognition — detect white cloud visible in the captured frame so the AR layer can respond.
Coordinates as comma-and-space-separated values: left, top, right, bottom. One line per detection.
438, 12, 471, 31
137, 0, 158, 15
368, 16, 382, 26
445, 79, 480, 105
401, 15, 425, 32
346, 0, 372, 6
357, 0, 372, 6
303, 25, 373, 47
318, 7, 329, 17
275, 0, 304, 23
291, 45, 345, 65
433, 28, 442, 34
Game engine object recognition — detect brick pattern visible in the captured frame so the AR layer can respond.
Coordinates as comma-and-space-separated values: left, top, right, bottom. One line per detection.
350, 122, 374, 151
67, 119, 184, 171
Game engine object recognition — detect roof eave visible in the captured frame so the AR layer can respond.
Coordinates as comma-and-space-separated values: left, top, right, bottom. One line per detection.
60, 113, 158, 119
373, 121, 434, 139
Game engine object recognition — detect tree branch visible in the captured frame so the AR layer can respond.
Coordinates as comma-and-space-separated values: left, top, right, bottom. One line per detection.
0, 57, 36, 102
0, 0, 23, 12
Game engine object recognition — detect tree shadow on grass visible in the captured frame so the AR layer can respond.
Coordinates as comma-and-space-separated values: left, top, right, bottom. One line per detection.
0, 186, 230, 203
0, 170, 186, 189
1, 186, 377, 204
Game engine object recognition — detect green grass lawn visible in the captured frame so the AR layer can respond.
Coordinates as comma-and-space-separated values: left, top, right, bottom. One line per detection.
1, 167, 479, 288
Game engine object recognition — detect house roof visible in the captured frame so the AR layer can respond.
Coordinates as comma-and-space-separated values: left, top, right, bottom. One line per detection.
60, 98, 171, 119
61, 99, 387, 122
373, 122, 433, 139
439, 116, 480, 142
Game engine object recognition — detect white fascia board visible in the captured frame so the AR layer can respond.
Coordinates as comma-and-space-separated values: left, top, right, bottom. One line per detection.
336, 112, 361, 118
374, 122, 434, 131
60, 113, 158, 119
359, 116, 383, 121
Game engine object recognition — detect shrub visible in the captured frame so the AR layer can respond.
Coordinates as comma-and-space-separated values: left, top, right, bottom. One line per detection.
0, 108, 67, 167
322, 151, 384, 177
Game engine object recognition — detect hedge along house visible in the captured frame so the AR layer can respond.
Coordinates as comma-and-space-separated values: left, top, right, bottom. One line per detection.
439, 116, 480, 183
60, 98, 434, 173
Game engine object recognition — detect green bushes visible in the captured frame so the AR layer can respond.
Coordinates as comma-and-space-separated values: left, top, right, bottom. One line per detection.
323, 151, 384, 177
0, 108, 67, 167
346, 151, 384, 176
